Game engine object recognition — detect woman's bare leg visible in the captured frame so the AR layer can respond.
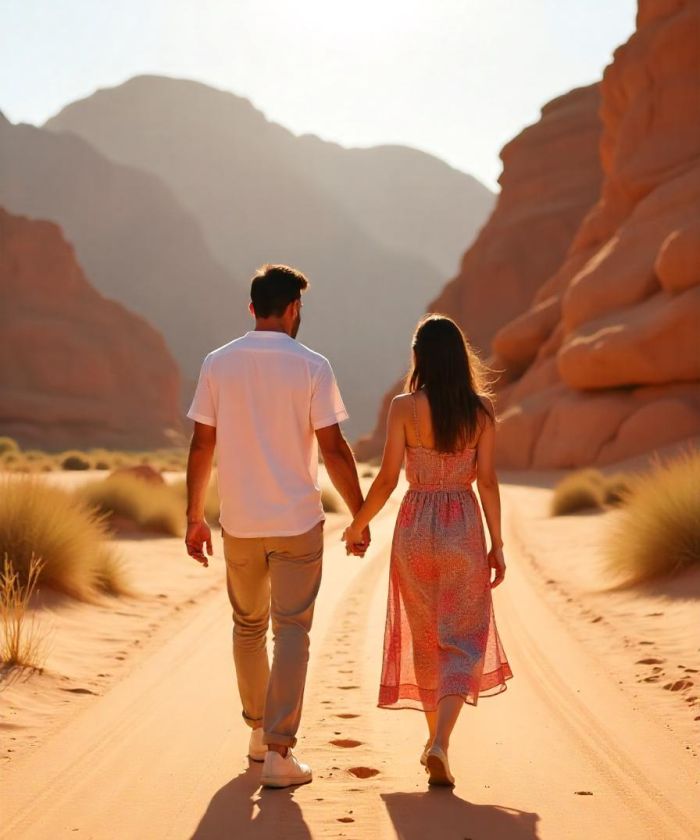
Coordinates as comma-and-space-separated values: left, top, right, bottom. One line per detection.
424, 710, 437, 741
433, 695, 464, 751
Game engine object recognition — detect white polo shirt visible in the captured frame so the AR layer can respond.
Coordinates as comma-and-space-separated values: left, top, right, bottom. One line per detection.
187, 330, 348, 537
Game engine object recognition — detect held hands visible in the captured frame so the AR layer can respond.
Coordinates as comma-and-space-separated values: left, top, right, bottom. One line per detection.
342, 523, 371, 557
488, 545, 506, 588
185, 519, 213, 567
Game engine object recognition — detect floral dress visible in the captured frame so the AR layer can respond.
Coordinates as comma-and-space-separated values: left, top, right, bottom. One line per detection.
378, 397, 513, 710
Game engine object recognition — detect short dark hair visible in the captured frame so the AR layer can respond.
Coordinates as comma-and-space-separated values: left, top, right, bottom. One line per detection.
250, 264, 309, 318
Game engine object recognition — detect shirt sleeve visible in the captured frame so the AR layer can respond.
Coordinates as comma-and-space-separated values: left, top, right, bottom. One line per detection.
310, 359, 349, 430
186, 354, 217, 427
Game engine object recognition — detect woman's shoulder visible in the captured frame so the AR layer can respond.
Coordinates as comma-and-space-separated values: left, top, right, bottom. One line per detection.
476, 394, 496, 422
391, 392, 417, 411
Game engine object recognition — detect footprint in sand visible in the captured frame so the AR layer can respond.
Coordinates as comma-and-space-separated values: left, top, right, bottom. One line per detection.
338, 686, 360, 690
60, 687, 98, 695
335, 713, 360, 719
337, 817, 355, 823
330, 739, 363, 748
663, 679, 693, 692
348, 767, 379, 779
636, 658, 665, 665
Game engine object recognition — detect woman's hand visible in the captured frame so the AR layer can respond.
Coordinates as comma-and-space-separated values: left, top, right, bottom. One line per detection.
488, 545, 506, 588
343, 523, 369, 557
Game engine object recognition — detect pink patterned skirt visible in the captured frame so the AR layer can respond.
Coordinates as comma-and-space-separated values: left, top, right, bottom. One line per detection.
378, 449, 513, 710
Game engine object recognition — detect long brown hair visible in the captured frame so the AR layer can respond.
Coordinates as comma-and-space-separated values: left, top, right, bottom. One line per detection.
406, 314, 495, 452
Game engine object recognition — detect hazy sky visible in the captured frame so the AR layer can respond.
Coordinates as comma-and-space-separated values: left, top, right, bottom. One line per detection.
2, 0, 637, 189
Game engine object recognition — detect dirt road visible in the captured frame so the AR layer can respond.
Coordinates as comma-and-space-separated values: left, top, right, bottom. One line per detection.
2, 485, 698, 839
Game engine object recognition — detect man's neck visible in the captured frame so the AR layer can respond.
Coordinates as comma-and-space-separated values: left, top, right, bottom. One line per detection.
253, 320, 290, 335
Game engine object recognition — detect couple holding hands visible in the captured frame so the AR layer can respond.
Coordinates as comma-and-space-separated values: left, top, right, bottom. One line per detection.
185, 264, 512, 789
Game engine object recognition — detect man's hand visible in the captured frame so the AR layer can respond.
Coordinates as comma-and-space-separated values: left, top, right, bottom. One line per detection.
342, 524, 371, 557
186, 519, 213, 567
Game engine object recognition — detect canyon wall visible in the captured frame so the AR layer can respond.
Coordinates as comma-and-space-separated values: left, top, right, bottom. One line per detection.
0, 208, 183, 450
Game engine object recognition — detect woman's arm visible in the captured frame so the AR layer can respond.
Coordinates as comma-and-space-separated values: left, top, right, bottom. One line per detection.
343, 397, 407, 542
476, 410, 506, 587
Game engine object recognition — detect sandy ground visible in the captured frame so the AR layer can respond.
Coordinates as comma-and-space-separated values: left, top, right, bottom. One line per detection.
1, 469, 699, 840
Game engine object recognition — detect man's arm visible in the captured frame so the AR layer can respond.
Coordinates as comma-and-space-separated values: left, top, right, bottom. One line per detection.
315, 423, 369, 555
185, 421, 216, 567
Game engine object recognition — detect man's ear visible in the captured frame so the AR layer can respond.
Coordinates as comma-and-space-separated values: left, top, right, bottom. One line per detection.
248, 301, 255, 317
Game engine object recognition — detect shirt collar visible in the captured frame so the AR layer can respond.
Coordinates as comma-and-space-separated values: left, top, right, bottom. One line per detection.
245, 330, 292, 339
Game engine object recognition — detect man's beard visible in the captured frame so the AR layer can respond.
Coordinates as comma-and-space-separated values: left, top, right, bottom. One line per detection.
291, 314, 301, 338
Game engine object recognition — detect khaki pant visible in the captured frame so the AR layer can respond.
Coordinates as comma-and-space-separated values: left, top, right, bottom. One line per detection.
222, 521, 324, 748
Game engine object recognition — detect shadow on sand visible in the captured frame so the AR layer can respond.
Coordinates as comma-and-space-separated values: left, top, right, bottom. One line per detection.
191, 764, 311, 840
382, 790, 541, 840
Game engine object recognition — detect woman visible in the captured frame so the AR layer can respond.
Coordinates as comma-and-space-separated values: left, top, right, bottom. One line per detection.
343, 314, 513, 786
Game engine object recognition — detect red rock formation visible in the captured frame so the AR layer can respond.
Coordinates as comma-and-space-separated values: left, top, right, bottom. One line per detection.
356, 84, 603, 460
0, 208, 183, 450
496, 0, 700, 467
360, 0, 700, 468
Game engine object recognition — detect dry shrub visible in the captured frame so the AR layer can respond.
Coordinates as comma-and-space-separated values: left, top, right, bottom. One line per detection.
605, 450, 700, 585
321, 484, 342, 514
603, 472, 634, 506
361, 469, 375, 479
60, 451, 92, 471
0, 477, 126, 600
550, 469, 606, 515
77, 473, 185, 537
171, 477, 220, 524
0, 437, 19, 456
1, 553, 46, 667
1, 451, 25, 472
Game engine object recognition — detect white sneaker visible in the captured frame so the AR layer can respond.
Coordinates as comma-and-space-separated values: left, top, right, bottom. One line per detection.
260, 748, 313, 788
248, 727, 266, 762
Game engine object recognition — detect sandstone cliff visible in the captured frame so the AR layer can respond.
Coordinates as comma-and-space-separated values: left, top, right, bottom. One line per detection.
496, 0, 700, 468
0, 208, 183, 449
359, 0, 700, 467
356, 83, 603, 459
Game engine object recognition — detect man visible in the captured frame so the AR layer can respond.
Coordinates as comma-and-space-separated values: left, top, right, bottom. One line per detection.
185, 264, 369, 789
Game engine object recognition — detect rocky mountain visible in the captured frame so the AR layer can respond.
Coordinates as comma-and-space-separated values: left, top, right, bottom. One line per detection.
494, 0, 700, 468
359, 0, 700, 467
44, 76, 494, 435
356, 83, 603, 458
0, 207, 182, 449
0, 112, 247, 390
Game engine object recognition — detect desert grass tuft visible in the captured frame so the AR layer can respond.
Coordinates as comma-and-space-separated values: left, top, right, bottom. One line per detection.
171, 477, 220, 524
0, 437, 19, 456
77, 474, 185, 537
0, 553, 46, 667
550, 469, 606, 515
604, 450, 700, 585
603, 472, 634, 506
0, 477, 126, 600
321, 484, 342, 514
60, 450, 92, 471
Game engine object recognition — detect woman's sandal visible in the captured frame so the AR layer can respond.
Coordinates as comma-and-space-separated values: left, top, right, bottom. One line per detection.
426, 745, 455, 786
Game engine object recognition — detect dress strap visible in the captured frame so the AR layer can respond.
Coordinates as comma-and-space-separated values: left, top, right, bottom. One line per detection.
411, 393, 423, 447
